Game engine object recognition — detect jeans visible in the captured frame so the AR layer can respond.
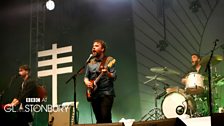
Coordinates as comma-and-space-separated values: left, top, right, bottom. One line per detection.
91, 95, 114, 123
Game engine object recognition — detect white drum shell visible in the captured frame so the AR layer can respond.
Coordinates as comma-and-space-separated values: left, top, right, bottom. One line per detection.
185, 72, 204, 94
162, 92, 188, 118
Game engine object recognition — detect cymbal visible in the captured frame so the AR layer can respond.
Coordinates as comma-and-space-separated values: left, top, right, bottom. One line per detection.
150, 67, 180, 75
145, 76, 166, 81
200, 54, 223, 66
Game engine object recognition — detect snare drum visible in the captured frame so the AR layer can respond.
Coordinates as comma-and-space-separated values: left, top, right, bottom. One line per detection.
185, 72, 204, 94
166, 87, 185, 94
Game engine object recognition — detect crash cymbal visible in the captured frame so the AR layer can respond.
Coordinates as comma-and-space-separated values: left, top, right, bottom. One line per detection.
150, 67, 180, 75
200, 54, 223, 66
145, 76, 166, 81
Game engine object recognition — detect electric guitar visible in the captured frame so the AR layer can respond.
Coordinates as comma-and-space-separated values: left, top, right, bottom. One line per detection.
86, 59, 116, 102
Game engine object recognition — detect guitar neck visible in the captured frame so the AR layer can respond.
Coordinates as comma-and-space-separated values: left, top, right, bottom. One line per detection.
94, 72, 104, 84
93, 59, 115, 85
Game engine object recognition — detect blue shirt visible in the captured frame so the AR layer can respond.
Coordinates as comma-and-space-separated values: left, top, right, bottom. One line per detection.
84, 56, 116, 98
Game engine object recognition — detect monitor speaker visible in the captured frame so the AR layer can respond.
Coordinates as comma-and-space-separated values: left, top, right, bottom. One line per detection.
48, 106, 74, 126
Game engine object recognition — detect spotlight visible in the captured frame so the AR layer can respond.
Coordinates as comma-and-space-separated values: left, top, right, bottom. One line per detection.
46, 0, 55, 11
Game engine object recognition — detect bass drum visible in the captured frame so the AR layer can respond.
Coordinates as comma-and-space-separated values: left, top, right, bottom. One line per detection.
161, 92, 195, 118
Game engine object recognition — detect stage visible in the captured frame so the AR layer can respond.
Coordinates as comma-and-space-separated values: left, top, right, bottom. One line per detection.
181, 116, 210, 126
74, 113, 224, 126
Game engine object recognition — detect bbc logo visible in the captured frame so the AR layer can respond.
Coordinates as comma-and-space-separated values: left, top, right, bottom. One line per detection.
26, 98, 41, 103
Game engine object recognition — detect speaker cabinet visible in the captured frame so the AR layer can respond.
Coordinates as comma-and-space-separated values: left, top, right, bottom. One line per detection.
48, 106, 74, 126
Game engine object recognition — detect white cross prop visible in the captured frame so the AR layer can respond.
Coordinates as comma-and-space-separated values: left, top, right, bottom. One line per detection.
37, 43, 73, 106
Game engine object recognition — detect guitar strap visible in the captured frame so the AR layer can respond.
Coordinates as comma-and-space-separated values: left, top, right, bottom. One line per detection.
99, 56, 108, 71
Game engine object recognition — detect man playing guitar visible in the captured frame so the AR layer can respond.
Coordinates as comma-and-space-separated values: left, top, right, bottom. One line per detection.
84, 39, 116, 123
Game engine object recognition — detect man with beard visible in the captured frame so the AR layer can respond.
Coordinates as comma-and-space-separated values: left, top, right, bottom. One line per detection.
182, 53, 209, 117
84, 39, 116, 123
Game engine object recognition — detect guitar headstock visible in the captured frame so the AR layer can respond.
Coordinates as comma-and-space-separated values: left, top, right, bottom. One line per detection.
107, 59, 116, 68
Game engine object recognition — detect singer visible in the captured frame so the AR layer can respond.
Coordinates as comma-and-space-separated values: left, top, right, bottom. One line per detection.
5, 65, 37, 126
84, 39, 117, 123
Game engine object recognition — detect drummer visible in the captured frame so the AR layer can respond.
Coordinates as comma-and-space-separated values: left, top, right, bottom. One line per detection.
181, 53, 209, 116
182, 53, 207, 84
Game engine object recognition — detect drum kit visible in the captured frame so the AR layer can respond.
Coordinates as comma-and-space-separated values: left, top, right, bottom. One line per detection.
141, 55, 224, 120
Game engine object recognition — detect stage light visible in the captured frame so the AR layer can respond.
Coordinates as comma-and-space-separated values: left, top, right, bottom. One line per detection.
46, 0, 55, 11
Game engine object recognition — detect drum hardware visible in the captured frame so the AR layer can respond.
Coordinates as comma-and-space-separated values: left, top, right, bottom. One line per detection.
140, 88, 164, 120
156, 90, 167, 99
203, 41, 220, 116
141, 74, 166, 121
200, 54, 223, 114
145, 75, 166, 82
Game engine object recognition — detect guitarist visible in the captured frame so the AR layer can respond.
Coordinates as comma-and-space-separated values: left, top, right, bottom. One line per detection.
5, 65, 37, 126
84, 39, 117, 123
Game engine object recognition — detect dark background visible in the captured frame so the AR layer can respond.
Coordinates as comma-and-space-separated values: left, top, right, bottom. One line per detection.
0, 0, 141, 125
1, 0, 224, 125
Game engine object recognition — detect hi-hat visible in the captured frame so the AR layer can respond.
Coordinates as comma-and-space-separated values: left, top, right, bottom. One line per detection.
145, 76, 166, 81
150, 67, 180, 75
200, 54, 223, 66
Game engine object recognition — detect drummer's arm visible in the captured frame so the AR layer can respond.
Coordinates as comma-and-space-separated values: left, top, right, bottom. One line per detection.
181, 73, 187, 85
181, 78, 186, 85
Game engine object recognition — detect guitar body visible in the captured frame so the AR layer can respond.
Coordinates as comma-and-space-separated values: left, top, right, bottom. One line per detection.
85, 58, 116, 102
86, 80, 96, 102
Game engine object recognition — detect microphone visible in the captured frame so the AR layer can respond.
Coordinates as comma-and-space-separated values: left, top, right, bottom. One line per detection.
213, 39, 219, 44
86, 54, 93, 64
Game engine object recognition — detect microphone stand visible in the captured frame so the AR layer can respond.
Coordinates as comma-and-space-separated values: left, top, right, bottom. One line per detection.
205, 40, 217, 117
0, 75, 17, 103
66, 53, 93, 124
66, 65, 85, 124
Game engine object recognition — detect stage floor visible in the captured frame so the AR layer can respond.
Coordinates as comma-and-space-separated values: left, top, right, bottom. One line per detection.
74, 113, 224, 126
181, 116, 211, 126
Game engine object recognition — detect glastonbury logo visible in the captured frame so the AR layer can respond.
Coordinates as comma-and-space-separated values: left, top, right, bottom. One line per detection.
2, 98, 70, 113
